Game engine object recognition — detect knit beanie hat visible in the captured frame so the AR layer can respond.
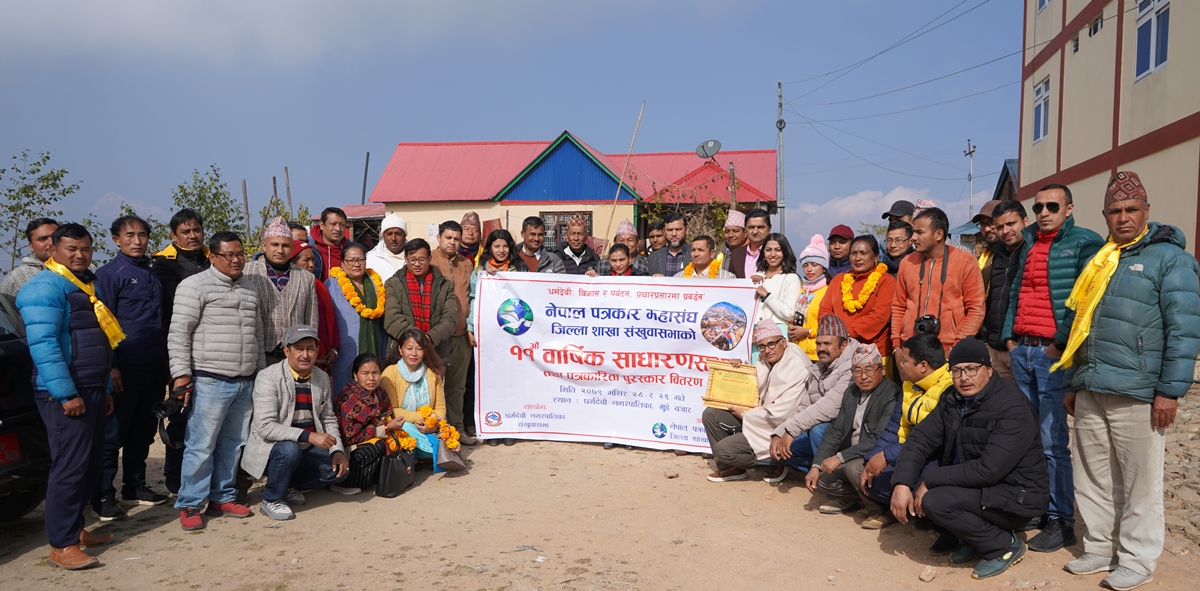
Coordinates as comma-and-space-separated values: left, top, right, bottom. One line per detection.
948, 336, 991, 368
798, 234, 829, 269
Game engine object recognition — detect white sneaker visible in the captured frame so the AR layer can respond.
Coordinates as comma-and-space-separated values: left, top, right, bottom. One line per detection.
329, 484, 361, 495
260, 499, 294, 521
762, 466, 789, 483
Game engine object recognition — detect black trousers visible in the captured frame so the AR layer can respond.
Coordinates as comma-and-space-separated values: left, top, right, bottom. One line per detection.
35, 386, 106, 548
93, 365, 169, 501
463, 354, 476, 430
922, 485, 1030, 559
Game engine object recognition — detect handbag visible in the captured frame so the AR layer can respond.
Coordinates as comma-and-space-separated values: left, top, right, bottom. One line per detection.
435, 439, 468, 472
376, 433, 417, 498
345, 440, 386, 490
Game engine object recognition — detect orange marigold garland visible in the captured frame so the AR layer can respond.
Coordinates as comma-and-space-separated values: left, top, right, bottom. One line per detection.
330, 267, 385, 320
683, 256, 723, 278
418, 405, 461, 450
841, 263, 888, 314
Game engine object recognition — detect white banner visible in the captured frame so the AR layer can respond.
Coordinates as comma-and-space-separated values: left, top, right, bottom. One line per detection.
473, 272, 759, 451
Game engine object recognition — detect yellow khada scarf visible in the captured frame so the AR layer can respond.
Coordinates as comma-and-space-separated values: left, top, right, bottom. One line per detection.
43, 257, 125, 349
1050, 225, 1150, 371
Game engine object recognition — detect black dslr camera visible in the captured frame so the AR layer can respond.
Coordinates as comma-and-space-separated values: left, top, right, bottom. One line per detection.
913, 315, 941, 336
152, 383, 193, 420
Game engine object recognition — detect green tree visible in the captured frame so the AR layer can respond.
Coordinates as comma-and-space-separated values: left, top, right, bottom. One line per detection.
171, 165, 245, 240
1, 150, 78, 270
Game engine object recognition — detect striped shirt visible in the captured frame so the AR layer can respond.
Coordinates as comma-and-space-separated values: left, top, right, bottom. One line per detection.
292, 373, 316, 449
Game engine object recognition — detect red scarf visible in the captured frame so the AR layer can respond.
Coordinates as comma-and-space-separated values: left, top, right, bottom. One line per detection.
406, 270, 433, 332
609, 266, 633, 276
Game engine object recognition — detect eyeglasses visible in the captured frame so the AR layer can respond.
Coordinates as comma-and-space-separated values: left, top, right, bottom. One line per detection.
407, 256, 429, 265
342, 257, 366, 265
885, 237, 910, 245
851, 365, 883, 377
756, 337, 785, 352
950, 364, 985, 378
1031, 202, 1061, 215
213, 251, 246, 262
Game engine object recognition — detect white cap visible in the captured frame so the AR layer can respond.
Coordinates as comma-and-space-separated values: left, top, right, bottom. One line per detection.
381, 213, 407, 233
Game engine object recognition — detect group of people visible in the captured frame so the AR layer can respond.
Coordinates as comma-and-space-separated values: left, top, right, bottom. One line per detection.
2, 170, 1196, 588
695, 172, 1200, 588
1, 207, 485, 569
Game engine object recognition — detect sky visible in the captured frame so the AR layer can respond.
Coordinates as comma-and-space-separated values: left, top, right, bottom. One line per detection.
0, 0, 1022, 247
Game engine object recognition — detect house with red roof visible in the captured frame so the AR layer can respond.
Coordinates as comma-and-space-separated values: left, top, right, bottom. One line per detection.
365, 130, 775, 249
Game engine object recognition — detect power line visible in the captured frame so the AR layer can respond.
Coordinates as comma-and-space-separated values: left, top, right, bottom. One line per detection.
789, 0, 991, 99
811, 119, 966, 172
793, 113, 965, 181
793, 51, 1020, 107
797, 81, 1019, 123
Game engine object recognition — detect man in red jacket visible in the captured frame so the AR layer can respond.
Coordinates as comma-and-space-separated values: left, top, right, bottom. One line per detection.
890, 207, 986, 353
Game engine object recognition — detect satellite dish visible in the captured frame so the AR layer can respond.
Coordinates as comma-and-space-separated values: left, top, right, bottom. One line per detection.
696, 140, 722, 159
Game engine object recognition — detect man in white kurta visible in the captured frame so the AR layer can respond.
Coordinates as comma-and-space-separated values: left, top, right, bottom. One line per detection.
702, 319, 811, 483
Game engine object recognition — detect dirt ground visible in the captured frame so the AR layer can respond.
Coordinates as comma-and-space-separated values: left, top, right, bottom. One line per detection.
1, 440, 1197, 591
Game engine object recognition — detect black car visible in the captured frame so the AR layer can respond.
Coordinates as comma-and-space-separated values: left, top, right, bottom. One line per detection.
0, 301, 49, 521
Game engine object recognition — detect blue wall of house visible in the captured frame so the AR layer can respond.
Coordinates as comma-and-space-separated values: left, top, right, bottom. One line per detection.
501, 140, 637, 202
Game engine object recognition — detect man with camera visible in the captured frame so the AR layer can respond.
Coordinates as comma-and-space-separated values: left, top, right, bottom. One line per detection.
90, 215, 171, 524
891, 207, 986, 353
1001, 184, 1103, 553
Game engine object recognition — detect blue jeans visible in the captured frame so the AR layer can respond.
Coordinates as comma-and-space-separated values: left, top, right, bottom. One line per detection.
1011, 343, 1074, 525
175, 377, 255, 510
783, 422, 829, 472
262, 441, 348, 502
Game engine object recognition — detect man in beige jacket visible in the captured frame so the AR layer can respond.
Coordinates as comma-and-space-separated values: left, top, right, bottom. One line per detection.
703, 320, 811, 483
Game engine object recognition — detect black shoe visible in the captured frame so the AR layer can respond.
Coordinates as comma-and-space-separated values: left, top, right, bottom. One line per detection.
929, 532, 960, 556
122, 485, 169, 506
1017, 515, 1044, 531
1027, 517, 1076, 552
164, 475, 180, 495
487, 439, 501, 447
972, 535, 1027, 579
603, 443, 616, 449
503, 438, 516, 446
951, 543, 982, 565
90, 495, 128, 522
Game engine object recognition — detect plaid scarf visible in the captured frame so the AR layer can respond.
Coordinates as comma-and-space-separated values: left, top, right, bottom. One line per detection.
406, 270, 432, 332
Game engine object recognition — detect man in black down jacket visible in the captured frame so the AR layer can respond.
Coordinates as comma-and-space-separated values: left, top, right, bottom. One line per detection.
978, 200, 1028, 380
891, 337, 1049, 580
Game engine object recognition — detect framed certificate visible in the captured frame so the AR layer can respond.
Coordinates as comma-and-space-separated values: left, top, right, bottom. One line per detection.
702, 360, 759, 412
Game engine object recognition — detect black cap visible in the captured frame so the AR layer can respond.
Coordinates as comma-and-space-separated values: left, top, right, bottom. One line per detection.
882, 200, 915, 220
948, 336, 991, 368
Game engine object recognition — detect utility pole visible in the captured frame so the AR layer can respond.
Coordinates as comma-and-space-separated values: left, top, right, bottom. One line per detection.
360, 152, 370, 205
284, 166, 293, 218
777, 81, 786, 237
964, 139, 977, 218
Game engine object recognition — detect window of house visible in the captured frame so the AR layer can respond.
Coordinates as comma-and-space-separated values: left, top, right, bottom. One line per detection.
1136, 0, 1169, 78
1033, 79, 1051, 143
540, 212, 593, 251
1088, 14, 1104, 37
1038, 0, 1050, 13
1072, 36, 1080, 53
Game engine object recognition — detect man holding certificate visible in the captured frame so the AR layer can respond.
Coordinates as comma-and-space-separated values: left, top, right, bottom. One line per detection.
702, 320, 810, 483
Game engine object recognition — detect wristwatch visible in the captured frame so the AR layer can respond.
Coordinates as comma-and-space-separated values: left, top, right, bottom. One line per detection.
60, 395, 79, 405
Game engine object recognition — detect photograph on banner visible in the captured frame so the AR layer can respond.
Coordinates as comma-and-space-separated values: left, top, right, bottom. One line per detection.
473, 273, 760, 451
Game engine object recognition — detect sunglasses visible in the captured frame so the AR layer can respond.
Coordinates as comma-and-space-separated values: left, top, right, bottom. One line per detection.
1032, 202, 1061, 215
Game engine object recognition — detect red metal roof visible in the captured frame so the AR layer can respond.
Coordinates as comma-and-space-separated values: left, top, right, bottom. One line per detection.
650, 161, 773, 204
367, 137, 776, 204
369, 141, 551, 203
612, 150, 777, 202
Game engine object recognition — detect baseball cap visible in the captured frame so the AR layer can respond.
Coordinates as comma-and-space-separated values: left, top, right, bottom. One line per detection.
971, 200, 1002, 223
284, 324, 320, 347
828, 224, 854, 241
881, 200, 915, 220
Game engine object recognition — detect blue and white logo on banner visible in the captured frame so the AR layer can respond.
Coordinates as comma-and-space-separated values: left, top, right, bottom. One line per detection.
497, 298, 534, 335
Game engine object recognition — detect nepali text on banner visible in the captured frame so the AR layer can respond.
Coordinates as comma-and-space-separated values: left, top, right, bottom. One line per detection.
473, 273, 760, 451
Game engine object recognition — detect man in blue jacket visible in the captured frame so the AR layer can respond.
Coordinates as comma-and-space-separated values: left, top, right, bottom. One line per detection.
90, 215, 170, 522
17, 223, 120, 569
1056, 172, 1200, 591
